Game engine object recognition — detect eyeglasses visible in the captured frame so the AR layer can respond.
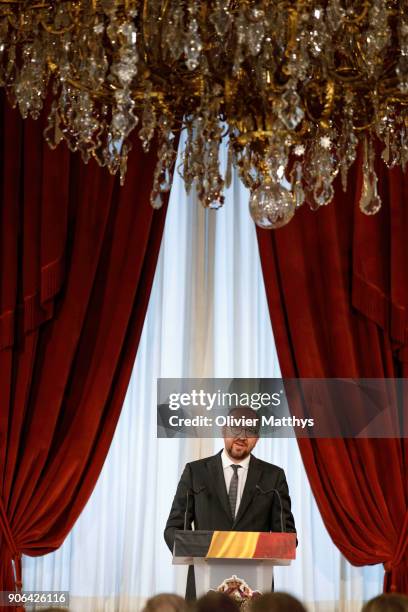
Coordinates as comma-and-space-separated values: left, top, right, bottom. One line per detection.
227, 426, 259, 438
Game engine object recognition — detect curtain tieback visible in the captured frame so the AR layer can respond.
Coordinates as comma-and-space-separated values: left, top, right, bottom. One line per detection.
0, 497, 22, 591
384, 512, 408, 592
384, 558, 408, 593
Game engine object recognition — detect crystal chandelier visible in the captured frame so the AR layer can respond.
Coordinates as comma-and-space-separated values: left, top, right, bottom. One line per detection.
1, 1, 407, 228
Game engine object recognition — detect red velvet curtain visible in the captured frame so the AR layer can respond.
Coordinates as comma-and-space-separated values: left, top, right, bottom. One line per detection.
257, 154, 408, 593
0, 97, 168, 590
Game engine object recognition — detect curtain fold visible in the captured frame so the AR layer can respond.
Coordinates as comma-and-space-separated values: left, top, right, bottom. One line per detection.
256, 161, 408, 594
352, 155, 408, 356
0, 95, 168, 591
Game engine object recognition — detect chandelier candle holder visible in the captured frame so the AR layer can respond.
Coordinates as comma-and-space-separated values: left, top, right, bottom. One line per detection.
1, 0, 407, 228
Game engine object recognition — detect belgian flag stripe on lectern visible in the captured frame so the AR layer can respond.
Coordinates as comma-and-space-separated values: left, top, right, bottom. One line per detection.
173, 530, 296, 560
207, 531, 259, 558
206, 531, 295, 559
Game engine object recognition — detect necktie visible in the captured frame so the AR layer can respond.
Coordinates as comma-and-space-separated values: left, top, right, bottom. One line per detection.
228, 464, 242, 518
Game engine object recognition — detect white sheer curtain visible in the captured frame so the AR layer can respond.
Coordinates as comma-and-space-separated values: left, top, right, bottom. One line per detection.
23, 137, 383, 611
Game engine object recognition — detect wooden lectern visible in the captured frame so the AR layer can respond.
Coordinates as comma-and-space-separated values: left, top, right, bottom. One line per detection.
173, 530, 296, 598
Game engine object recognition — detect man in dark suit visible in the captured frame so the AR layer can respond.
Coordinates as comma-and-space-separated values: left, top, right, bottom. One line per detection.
164, 406, 296, 599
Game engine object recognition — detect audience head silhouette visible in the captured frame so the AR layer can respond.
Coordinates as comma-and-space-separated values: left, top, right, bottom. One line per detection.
142, 593, 189, 612
362, 594, 408, 612
194, 591, 240, 612
250, 592, 307, 612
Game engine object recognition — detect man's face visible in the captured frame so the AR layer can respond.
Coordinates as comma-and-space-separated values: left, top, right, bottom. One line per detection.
224, 433, 259, 460
223, 407, 259, 461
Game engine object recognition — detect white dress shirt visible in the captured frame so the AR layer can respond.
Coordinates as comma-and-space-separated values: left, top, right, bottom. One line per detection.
221, 448, 251, 516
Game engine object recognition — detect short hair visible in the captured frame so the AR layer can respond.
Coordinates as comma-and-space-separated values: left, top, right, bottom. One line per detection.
250, 592, 307, 612
195, 591, 240, 612
142, 593, 188, 612
362, 594, 408, 612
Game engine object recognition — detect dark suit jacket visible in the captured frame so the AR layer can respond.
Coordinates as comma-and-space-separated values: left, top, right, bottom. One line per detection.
164, 450, 296, 598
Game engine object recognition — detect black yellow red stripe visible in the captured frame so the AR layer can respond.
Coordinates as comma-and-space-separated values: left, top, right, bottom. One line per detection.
206, 531, 296, 559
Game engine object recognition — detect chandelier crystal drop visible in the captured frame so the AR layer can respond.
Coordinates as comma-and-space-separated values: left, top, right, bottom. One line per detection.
249, 178, 296, 229
1, 0, 408, 229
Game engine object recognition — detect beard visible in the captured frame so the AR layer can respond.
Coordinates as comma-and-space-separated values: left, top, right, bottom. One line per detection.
226, 439, 251, 460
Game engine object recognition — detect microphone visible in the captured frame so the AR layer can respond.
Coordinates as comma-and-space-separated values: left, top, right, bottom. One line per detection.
183, 486, 206, 531
256, 484, 285, 533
